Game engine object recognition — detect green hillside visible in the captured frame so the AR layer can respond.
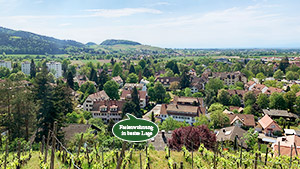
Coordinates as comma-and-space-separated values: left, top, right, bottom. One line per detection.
0, 26, 84, 54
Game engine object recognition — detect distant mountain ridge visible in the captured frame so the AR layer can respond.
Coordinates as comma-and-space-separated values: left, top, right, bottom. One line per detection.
100, 39, 141, 46
0, 26, 84, 54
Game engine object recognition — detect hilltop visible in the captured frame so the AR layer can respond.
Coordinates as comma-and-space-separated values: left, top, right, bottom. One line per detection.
100, 39, 141, 46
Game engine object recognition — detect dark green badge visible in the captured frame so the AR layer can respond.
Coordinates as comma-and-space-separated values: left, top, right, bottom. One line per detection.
112, 114, 159, 142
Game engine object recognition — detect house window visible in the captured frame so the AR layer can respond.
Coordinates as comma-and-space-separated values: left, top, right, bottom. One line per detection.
271, 125, 275, 128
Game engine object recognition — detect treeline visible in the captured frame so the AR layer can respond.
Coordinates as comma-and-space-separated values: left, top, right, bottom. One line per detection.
100, 39, 141, 46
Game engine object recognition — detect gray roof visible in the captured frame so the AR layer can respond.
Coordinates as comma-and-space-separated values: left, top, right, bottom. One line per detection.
262, 109, 298, 119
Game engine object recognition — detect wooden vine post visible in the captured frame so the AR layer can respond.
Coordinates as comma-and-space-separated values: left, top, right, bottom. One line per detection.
140, 152, 142, 169
265, 147, 269, 165
44, 129, 51, 163
254, 153, 258, 169
4, 136, 8, 169
278, 141, 280, 156
240, 142, 243, 167
17, 140, 21, 167
50, 122, 57, 169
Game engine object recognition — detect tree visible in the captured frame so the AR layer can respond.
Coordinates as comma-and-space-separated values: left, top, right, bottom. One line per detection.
243, 91, 256, 106
153, 82, 166, 103
210, 110, 229, 129
273, 70, 284, 80
284, 91, 296, 111
98, 70, 108, 90
194, 115, 210, 128
131, 87, 141, 115
208, 103, 225, 113
107, 119, 115, 136
168, 125, 216, 151
192, 92, 203, 98
112, 63, 122, 77
294, 97, 300, 114
89, 67, 98, 83
243, 128, 258, 151
230, 94, 241, 106
8, 72, 26, 81
126, 73, 138, 83
286, 71, 299, 80
184, 88, 192, 97
67, 71, 74, 89
206, 78, 224, 93
269, 92, 286, 110
32, 62, 57, 140
62, 59, 70, 78
79, 81, 96, 95
169, 81, 180, 91
256, 73, 265, 83
180, 68, 190, 89
279, 57, 289, 73
217, 89, 230, 106
138, 59, 146, 69
143, 67, 152, 78
110, 58, 115, 66
129, 65, 135, 74
30, 59, 36, 78
256, 93, 269, 109
159, 117, 182, 131
104, 80, 120, 100
165, 60, 180, 75
122, 101, 142, 118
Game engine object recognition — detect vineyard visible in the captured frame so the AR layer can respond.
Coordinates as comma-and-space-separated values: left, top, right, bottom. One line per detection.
1, 123, 300, 169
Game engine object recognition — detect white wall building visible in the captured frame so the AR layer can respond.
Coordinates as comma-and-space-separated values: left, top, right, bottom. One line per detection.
0, 61, 12, 69
21, 61, 31, 75
46, 61, 62, 78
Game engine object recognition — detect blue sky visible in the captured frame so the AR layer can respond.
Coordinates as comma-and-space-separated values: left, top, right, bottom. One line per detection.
0, 0, 299, 48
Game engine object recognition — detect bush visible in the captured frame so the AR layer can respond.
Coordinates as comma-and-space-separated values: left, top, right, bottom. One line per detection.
168, 125, 216, 151
273, 130, 283, 137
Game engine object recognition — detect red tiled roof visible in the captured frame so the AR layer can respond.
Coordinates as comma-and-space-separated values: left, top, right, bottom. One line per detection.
228, 114, 255, 127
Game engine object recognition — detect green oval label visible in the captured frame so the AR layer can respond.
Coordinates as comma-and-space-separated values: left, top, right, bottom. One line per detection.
112, 114, 159, 142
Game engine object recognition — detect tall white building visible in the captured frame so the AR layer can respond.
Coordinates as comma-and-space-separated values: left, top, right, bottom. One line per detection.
46, 61, 62, 78
0, 60, 12, 69
21, 61, 31, 75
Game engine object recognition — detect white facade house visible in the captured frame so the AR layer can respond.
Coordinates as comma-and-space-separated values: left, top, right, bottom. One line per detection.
0, 61, 11, 69
21, 61, 31, 75
46, 62, 62, 78
83, 91, 110, 111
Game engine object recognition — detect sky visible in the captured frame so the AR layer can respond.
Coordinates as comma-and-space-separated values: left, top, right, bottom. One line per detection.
0, 0, 300, 48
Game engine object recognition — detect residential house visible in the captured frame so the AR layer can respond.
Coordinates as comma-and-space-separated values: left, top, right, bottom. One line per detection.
216, 126, 247, 148
112, 76, 123, 87
227, 89, 246, 98
227, 114, 255, 128
159, 104, 206, 125
251, 84, 268, 93
256, 114, 282, 136
83, 91, 110, 111
188, 69, 197, 77
263, 87, 284, 96
62, 124, 101, 142
21, 61, 31, 75
262, 109, 298, 121
190, 76, 207, 93
120, 90, 148, 108
172, 96, 204, 107
91, 100, 126, 124
272, 135, 300, 157
211, 71, 247, 86
123, 83, 146, 91
154, 77, 180, 88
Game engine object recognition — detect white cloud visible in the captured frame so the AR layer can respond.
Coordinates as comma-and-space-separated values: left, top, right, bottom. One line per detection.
84, 8, 162, 18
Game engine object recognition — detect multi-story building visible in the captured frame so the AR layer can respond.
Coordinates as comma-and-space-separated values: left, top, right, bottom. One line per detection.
91, 100, 126, 124
83, 90, 110, 111
21, 61, 31, 75
0, 60, 11, 69
123, 83, 146, 91
46, 61, 62, 78
211, 71, 247, 86
120, 90, 148, 108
